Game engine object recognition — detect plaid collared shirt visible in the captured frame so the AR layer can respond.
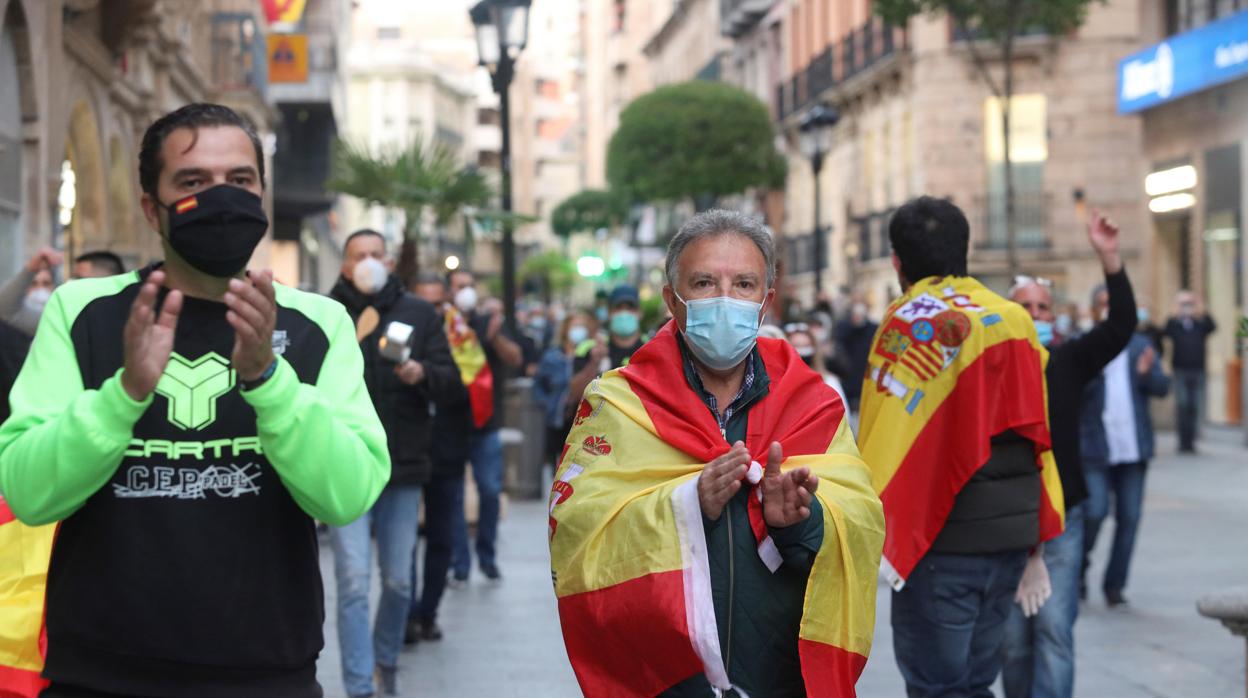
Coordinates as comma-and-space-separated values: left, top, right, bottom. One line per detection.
695, 354, 757, 437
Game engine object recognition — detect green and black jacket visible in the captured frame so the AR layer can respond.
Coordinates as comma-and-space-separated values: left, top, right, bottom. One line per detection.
0, 264, 390, 697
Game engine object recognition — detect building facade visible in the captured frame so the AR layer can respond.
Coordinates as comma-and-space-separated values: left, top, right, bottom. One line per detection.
341, 2, 479, 272
1118, 2, 1248, 426
775, 0, 1151, 322
267, 0, 352, 292
0, 0, 276, 279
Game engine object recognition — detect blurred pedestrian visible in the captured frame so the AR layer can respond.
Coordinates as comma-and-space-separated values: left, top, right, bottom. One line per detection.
1054, 302, 1079, 339
1081, 286, 1170, 608
533, 311, 596, 470
0, 102, 389, 697
605, 284, 645, 366
834, 301, 877, 413
328, 231, 460, 697
447, 269, 524, 584
0, 248, 62, 336
858, 196, 1063, 698
1135, 303, 1165, 357
1164, 290, 1216, 454
405, 272, 474, 645
786, 323, 848, 408
1002, 210, 1136, 698
72, 251, 125, 280
550, 210, 883, 696
565, 284, 647, 410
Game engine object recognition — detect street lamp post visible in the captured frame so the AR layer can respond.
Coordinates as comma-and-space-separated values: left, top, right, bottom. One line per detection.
799, 104, 841, 296
471, 0, 531, 338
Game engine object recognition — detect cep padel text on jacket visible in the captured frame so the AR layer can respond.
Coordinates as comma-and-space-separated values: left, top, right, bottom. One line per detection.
0, 264, 390, 697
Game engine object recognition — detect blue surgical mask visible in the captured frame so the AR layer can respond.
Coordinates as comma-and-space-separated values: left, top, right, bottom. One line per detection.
1034, 319, 1055, 347
1137, 308, 1150, 324
567, 325, 590, 345
609, 311, 639, 338
677, 292, 763, 371
1055, 314, 1073, 336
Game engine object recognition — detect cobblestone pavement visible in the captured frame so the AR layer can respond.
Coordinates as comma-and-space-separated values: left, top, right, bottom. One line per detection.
318, 427, 1247, 697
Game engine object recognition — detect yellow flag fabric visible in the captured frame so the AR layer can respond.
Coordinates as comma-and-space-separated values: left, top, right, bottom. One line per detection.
0, 497, 53, 696
858, 275, 1064, 589
444, 307, 494, 428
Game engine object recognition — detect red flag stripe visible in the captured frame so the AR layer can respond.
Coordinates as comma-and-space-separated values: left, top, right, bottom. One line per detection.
0, 662, 48, 697
798, 638, 869, 698
557, 570, 702, 697
0, 499, 15, 526
879, 338, 1055, 582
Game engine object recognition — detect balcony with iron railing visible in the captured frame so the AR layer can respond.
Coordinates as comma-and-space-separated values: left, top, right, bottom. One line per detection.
976, 189, 1051, 250
721, 0, 777, 38
776, 16, 905, 121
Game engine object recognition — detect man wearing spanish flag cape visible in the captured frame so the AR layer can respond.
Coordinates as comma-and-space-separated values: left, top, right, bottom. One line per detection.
549, 210, 885, 697
858, 197, 1065, 697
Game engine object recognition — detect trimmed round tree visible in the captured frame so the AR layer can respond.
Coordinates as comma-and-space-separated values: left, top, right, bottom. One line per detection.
606, 81, 786, 209
551, 189, 629, 239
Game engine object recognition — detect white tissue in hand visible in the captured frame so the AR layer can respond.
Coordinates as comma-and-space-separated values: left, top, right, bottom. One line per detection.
746, 461, 763, 485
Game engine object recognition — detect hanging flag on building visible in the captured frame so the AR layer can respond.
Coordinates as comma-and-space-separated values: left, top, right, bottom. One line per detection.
267, 34, 308, 84
261, 0, 308, 26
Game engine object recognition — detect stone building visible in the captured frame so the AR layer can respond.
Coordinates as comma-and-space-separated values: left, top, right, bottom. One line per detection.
340, 4, 478, 268
774, 0, 1151, 320
0, 0, 276, 279
1118, 2, 1248, 426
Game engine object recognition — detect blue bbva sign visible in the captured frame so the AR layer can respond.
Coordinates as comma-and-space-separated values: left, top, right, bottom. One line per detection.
1118, 9, 1248, 114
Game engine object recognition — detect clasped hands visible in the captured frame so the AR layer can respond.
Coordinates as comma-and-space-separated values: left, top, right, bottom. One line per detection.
698, 440, 819, 528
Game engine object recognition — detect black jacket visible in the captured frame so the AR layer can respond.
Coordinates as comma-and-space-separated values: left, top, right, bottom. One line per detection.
834, 319, 878, 402
1164, 314, 1217, 371
0, 320, 30, 424
330, 276, 460, 486
1047, 269, 1136, 507
430, 310, 473, 479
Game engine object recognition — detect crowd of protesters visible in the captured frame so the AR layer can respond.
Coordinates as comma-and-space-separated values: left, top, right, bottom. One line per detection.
0, 100, 1228, 698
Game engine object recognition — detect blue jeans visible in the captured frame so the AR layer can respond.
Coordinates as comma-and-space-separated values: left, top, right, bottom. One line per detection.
892, 549, 1029, 698
411, 471, 460, 622
1001, 504, 1085, 698
1173, 369, 1205, 450
331, 485, 422, 697
1083, 462, 1147, 594
452, 429, 503, 576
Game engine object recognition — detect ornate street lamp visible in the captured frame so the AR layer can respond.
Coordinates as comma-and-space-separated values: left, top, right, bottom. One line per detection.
799, 104, 841, 295
470, 0, 531, 337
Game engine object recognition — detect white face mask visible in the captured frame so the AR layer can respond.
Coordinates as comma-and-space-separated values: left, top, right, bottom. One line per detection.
351, 257, 389, 296
454, 286, 479, 313
24, 287, 52, 315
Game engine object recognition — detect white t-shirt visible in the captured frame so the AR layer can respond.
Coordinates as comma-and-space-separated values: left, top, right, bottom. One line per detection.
1101, 349, 1140, 465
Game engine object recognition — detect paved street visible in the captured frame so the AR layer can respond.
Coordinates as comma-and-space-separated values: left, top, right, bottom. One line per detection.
317, 427, 1248, 697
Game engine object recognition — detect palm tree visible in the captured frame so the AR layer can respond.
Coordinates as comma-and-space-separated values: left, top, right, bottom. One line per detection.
327, 137, 492, 282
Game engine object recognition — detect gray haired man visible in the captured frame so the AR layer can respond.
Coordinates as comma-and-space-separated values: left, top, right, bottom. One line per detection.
550, 209, 883, 696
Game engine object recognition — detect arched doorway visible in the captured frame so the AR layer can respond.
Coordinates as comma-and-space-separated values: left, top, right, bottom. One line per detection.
108, 134, 139, 258
61, 99, 108, 260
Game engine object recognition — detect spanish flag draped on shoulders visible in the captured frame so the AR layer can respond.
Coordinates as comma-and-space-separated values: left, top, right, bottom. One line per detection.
0, 495, 53, 697
443, 306, 494, 429
858, 275, 1064, 590
549, 322, 884, 697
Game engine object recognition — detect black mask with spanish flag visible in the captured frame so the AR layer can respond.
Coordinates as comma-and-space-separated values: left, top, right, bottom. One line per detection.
163, 184, 269, 277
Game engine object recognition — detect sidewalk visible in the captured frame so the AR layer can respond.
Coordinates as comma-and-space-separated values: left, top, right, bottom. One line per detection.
317, 427, 1247, 696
